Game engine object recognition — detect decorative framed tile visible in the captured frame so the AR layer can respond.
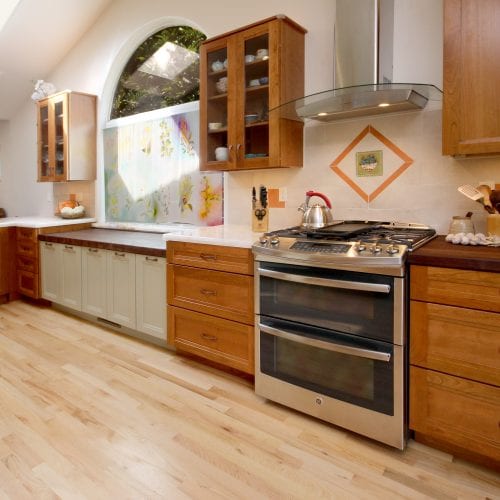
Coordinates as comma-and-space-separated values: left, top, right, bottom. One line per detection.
330, 125, 413, 202
356, 150, 383, 177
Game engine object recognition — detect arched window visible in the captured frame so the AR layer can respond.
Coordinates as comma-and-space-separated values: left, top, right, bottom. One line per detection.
111, 26, 206, 119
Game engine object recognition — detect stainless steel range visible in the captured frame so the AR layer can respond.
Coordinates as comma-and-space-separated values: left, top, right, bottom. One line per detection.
252, 221, 435, 449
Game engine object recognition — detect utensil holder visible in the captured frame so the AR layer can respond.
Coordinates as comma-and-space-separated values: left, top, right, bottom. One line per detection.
252, 202, 269, 232
486, 214, 500, 236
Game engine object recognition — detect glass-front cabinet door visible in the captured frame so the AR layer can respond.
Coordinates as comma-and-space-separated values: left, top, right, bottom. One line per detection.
199, 16, 305, 171
37, 93, 68, 181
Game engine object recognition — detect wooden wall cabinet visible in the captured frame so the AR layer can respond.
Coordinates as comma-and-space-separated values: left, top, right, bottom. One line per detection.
443, 0, 500, 156
37, 90, 97, 181
167, 242, 254, 374
409, 265, 500, 469
200, 15, 306, 171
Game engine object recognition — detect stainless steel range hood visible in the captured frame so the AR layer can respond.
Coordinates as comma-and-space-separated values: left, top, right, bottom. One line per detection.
274, 0, 443, 122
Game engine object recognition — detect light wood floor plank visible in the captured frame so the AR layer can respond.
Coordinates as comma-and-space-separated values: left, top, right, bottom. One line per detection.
0, 301, 499, 499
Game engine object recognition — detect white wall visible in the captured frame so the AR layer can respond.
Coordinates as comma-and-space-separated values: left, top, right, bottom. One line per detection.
0, 0, 498, 234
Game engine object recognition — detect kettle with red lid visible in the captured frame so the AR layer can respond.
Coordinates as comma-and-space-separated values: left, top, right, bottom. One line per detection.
298, 190, 333, 229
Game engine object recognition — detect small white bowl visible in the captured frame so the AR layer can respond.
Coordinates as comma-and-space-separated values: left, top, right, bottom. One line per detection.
245, 54, 255, 63
245, 114, 259, 124
208, 122, 223, 131
249, 79, 260, 87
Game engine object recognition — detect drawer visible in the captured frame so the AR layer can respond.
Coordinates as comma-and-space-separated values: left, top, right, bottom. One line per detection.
410, 366, 500, 466
16, 227, 38, 242
17, 254, 38, 273
17, 270, 39, 298
167, 241, 253, 275
410, 265, 500, 313
410, 301, 500, 386
168, 306, 254, 374
17, 238, 38, 258
167, 265, 254, 324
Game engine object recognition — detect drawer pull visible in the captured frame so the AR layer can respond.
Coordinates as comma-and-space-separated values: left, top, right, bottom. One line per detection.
146, 256, 158, 262
114, 252, 125, 257
200, 288, 217, 296
44, 242, 53, 247
200, 253, 217, 261
88, 248, 99, 253
64, 245, 74, 250
201, 333, 217, 341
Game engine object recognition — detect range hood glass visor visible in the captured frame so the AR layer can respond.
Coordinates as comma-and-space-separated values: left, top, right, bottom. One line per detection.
271, 83, 442, 122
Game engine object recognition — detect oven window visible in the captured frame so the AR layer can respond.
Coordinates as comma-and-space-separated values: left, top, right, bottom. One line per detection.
259, 263, 396, 343
260, 320, 394, 415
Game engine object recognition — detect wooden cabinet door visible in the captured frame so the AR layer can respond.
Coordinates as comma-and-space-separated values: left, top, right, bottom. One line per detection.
59, 244, 82, 311
135, 254, 166, 339
410, 366, 500, 466
106, 250, 136, 329
82, 247, 108, 317
443, 0, 500, 155
37, 98, 51, 181
0, 228, 14, 297
40, 241, 60, 302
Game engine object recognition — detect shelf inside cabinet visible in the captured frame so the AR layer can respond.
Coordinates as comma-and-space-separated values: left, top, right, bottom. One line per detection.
245, 120, 268, 129
208, 93, 228, 101
208, 127, 228, 134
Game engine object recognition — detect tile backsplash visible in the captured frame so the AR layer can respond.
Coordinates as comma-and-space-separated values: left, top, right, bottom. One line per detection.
224, 107, 499, 235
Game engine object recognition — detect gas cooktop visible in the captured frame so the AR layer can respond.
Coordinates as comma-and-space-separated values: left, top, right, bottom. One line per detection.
253, 221, 436, 275
265, 221, 436, 250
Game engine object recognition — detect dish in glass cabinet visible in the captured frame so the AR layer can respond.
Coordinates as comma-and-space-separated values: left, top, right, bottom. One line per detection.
244, 114, 259, 124
245, 153, 267, 158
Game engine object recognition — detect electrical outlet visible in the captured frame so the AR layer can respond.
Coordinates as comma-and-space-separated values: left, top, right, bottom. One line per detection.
279, 187, 287, 202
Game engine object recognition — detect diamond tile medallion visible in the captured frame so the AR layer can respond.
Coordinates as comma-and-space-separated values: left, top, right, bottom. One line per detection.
330, 125, 413, 202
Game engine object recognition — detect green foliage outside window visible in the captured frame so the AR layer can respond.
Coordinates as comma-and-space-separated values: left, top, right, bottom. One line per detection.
111, 26, 206, 119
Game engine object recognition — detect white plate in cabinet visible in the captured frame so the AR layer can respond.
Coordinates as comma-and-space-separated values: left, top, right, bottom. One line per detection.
82, 247, 107, 317
135, 254, 166, 339
106, 250, 136, 329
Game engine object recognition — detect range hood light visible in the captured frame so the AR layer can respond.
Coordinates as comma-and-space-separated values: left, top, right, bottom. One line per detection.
317, 112, 328, 116
378, 102, 390, 107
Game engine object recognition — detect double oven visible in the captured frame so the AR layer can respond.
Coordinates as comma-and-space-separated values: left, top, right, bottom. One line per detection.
254, 252, 407, 449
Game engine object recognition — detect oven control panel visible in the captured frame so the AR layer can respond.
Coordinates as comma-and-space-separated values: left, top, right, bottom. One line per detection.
290, 241, 351, 253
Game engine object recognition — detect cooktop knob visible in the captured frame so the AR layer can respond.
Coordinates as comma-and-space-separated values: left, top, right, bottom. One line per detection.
386, 244, 399, 254
356, 243, 366, 252
259, 236, 269, 245
270, 236, 280, 246
371, 244, 382, 253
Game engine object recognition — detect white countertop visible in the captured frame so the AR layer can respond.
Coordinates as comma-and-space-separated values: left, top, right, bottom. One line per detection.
0, 216, 97, 228
162, 224, 264, 248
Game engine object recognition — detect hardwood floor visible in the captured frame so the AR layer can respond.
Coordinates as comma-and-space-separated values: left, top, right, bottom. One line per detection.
0, 301, 498, 499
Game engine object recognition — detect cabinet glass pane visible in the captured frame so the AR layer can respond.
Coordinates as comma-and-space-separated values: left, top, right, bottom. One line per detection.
54, 100, 65, 176
39, 104, 50, 178
206, 47, 228, 162
244, 34, 269, 159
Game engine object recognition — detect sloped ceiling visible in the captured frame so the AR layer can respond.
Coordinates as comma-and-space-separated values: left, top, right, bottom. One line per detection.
0, 0, 113, 120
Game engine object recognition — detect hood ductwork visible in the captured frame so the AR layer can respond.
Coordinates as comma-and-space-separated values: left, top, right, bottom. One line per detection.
273, 0, 443, 122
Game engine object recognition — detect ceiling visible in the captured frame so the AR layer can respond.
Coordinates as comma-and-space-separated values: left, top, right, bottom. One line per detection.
0, 0, 113, 121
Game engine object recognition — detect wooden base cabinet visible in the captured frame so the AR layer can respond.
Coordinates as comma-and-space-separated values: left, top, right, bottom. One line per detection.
410, 265, 500, 469
0, 228, 15, 301
167, 242, 254, 374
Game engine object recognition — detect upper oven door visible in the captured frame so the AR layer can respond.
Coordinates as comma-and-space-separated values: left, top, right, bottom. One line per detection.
257, 261, 405, 345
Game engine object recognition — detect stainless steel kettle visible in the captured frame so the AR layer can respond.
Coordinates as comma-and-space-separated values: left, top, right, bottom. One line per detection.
298, 190, 333, 228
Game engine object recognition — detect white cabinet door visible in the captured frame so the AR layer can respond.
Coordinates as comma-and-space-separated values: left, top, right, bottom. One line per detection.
59, 244, 82, 310
135, 254, 166, 339
106, 250, 136, 329
40, 241, 60, 302
82, 247, 107, 317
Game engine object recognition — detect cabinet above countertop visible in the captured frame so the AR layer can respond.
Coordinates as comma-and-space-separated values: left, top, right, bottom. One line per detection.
408, 236, 500, 273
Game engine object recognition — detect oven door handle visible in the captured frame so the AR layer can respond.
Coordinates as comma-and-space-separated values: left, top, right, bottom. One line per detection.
258, 268, 391, 294
259, 323, 392, 362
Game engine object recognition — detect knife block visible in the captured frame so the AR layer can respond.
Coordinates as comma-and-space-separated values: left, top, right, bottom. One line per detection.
252, 202, 269, 232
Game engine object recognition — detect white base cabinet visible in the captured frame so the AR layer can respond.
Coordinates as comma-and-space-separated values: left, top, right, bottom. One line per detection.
106, 250, 136, 330
136, 254, 166, 339
41, 242, 166, 340
40, 242, 81, 310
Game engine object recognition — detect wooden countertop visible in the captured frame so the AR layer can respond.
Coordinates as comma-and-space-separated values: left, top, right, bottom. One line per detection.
38, 229, 166, 257
408, 235, 500, 272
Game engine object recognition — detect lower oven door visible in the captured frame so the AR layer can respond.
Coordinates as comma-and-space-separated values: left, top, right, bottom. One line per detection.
256, 317, 406, 449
